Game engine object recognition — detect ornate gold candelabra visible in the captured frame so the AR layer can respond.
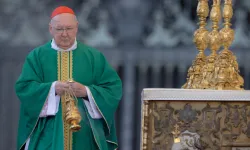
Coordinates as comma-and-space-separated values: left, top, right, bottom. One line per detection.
64, 79, 82, 132
182, 0, 209, 89
211, 0, 244, 90
184, 0, 244, 90
200, 0, 222, 89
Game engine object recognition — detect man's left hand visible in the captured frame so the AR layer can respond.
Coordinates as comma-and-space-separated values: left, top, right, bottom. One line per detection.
68, 82, 87, 97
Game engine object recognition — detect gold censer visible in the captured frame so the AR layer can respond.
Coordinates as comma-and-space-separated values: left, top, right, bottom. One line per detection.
64, 79, 82, 132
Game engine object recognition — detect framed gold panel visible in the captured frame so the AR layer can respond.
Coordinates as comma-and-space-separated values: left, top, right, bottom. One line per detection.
140, 89, 250, 150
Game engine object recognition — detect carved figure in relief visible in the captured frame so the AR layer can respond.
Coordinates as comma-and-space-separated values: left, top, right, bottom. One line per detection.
213, 51, 233, 89
152, 103, 175, 150
171, 130, 201, 150
213, 50, 243, 90
200, 55, 216, 89
223, 104, 248, 141
229, 55, 244, 90
183, 55, 205, 89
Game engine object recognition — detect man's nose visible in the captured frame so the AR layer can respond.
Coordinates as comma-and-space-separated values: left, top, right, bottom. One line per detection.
61, 29, 68, 36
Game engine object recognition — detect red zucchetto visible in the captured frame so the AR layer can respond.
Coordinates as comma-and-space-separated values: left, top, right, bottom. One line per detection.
51, 6, 75, 19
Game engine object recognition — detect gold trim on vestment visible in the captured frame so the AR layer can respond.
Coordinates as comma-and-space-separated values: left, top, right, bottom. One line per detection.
86, 86, 111, 134
106, 140, 118, 146
86, 86, 119, 147
19, 85, 53, 150
85, 109, 101, 150
58, 51, 73, 150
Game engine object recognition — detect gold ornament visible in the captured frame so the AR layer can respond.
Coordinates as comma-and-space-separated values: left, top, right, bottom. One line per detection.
184, 0, 244, 90
182, 0, 209, 89
211, 0, 244, 90
64, 79, 82, 132
200, 0, 222, 89
172, 124, 181, 143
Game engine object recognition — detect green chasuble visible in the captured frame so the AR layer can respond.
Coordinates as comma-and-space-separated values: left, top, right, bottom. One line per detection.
15, 41, 122, 150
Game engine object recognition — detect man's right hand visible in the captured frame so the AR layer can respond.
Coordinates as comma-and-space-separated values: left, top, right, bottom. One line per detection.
55, 81, 69, 96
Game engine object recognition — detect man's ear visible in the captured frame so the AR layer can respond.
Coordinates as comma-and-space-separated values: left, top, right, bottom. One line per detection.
49, 23, 53, 35
76, 22, 79, 32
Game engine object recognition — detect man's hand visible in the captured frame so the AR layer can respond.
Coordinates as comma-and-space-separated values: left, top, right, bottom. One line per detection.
68, 82, 87, 98
55, 81, 69, 96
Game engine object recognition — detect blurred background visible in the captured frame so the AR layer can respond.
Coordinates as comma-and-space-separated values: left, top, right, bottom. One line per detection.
0, 0, 250, 149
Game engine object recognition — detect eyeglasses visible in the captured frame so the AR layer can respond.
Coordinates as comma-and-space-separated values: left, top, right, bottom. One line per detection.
53, 27, 76, 34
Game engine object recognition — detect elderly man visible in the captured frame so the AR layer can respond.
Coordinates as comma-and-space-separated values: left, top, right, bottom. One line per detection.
15, 6, 122, 150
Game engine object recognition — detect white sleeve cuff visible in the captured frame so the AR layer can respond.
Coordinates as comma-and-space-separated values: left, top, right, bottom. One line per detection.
83, 86, 102, 119
39, 81, 60, 117
47, 81, 60, 116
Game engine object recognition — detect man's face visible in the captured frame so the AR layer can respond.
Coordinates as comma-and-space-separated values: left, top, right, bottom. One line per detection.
49, 13, 78, 50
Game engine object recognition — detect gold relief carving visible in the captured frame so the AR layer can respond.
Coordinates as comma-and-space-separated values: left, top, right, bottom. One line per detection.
172, 124, 180, 143
182, 54, 206, 89
151, 103, 176, 150
140, 101, 250, 150
221, 104, 250, 145
200, 54, 216, 89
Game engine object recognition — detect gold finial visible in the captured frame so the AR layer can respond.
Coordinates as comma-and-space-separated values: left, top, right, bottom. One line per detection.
182, 0, 209, 89
220, 0, 234, 50
211, 0, 244, 90
208, 0, 222, 55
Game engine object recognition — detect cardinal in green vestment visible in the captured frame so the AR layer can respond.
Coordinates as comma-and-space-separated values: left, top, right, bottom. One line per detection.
15, 6, 122, 150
